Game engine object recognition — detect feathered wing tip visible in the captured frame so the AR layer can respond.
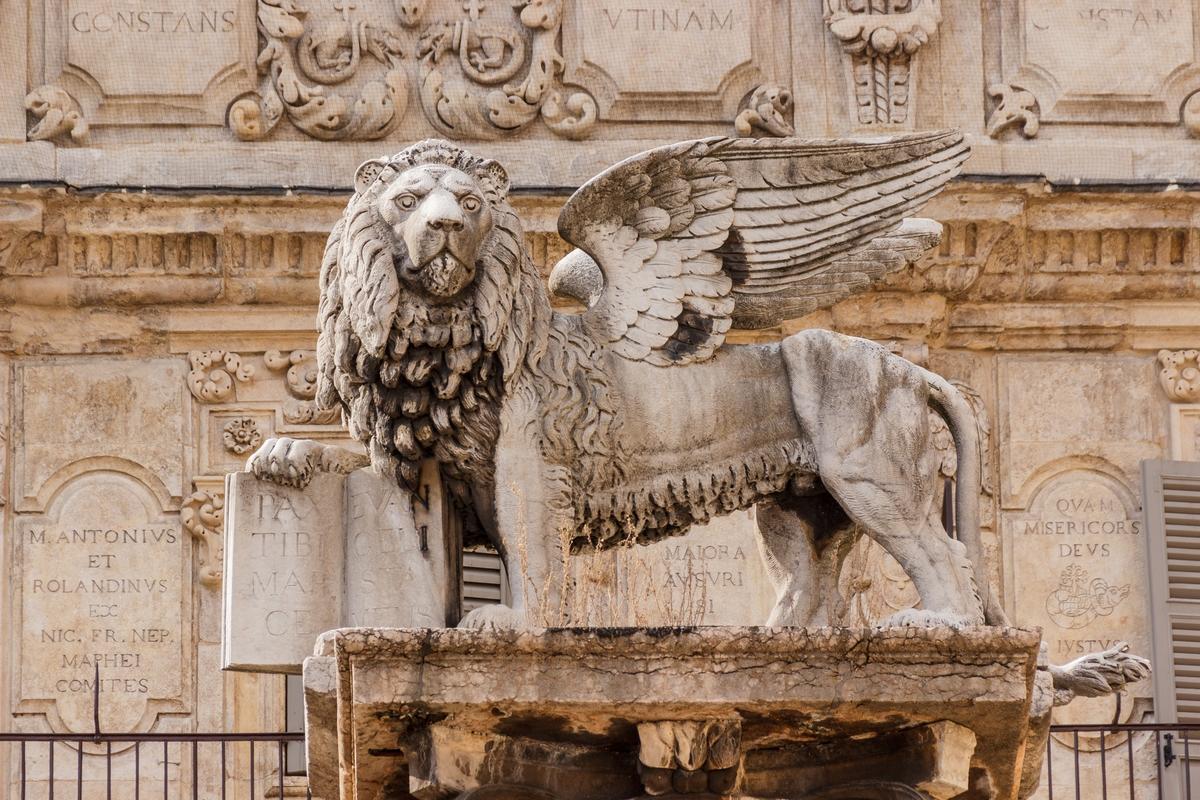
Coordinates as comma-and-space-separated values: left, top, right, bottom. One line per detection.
554, 130, 968, 364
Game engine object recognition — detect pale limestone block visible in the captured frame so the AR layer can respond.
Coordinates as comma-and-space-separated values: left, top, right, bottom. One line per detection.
222, 472, 345, 673
223, 466, 456, 672
917, 721, 977, 800
320, 626, 1042, 800
14, 357, 187, 507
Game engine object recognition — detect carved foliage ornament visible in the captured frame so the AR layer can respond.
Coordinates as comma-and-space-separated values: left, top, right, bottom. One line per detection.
24, 86, 88, 143
986, 84, 1039, 139
824, 0, 941, 127
182, 489, 225, 587
735, 84, 795, 137
229, 0, 596, 141
1159, 349, 1200, 402
187, 350, 255, 403
223, 417, 264, 455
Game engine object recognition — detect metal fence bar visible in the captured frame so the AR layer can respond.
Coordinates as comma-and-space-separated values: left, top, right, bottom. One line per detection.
1047, 731, 1054, 800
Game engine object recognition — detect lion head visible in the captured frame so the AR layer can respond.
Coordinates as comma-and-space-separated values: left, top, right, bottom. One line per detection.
314, 140, 548, 509
368, 154, 502, 301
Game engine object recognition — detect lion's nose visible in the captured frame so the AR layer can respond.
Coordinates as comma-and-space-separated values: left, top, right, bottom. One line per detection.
423, 192, 465, 232
428, 215, 463, 232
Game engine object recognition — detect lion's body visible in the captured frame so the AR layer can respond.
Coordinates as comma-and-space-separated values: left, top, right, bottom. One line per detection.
247, 138, 1004, 629
568, 340, 812, 549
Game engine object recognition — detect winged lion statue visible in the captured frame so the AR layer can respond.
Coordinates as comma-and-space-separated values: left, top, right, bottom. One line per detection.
248, 131, 1010, 630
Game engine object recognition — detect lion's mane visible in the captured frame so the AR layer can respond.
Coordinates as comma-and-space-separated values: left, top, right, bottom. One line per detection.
315, 140, 624, 540
315, 141, 543, 499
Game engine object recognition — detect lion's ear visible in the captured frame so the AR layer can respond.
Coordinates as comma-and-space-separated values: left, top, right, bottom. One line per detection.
354, 158, 390, 194
479, 159, 510, 201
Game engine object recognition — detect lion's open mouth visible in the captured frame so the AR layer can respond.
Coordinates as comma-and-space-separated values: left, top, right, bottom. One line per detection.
417, 250, 474, 298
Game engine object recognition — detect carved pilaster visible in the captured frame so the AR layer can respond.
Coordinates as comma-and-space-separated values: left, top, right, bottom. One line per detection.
824, 0, 941, 128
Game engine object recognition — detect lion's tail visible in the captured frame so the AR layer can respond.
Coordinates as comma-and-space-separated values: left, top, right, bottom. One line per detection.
924, 371, 1010, 627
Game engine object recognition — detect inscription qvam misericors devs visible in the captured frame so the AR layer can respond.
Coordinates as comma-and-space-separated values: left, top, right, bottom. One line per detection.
19, 473, 187, 733
1004, 468, 1151, 725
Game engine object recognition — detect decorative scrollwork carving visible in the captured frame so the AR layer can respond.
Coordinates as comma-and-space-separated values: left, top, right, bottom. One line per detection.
187, 351, 255, 403
987, 84, 1040, 139
265, 349, 319, 399
1158, 349, 1200, 402
231, 0, 595, 141
24, 86, 89, 143
283, 399, 342, 425
182, 489, 225, 588
824, 0, 941, 127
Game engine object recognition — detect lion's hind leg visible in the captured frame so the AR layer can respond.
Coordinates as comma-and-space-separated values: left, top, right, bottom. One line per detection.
757, 494, 856, 627
780, 330, 984, 627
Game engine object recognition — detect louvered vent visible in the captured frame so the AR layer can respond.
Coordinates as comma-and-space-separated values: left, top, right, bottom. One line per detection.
1144, 460, 1200, 725
462, 548, 506, 611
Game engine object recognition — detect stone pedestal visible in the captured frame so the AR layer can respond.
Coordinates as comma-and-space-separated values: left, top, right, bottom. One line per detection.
303, 626, 1045, 800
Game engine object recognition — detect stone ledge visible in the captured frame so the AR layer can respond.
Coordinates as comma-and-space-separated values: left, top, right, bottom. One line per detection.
308, 626, 1043, 800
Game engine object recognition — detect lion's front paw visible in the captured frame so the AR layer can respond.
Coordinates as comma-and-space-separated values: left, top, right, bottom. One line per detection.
876, 608, 973, 630
245, 437, 326, 488
457, 604, 527, 632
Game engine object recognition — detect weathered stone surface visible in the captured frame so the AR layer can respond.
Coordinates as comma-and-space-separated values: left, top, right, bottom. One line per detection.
248, 134, 1008, 636
223, 466, 457, 672
308, 626, 1042, 800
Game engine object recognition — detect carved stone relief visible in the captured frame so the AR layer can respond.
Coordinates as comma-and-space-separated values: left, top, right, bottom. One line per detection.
1158, 348, 1200, 402
184, 347, 358, 593
181, 489, 224, 587
231, 0, 597, 141
992, 0, 1200, 126
37, 0, 257, 128
561, 0, 789, 122
24, 86, 88, 142
10, 358, 192, 734
986, 84, 1039, 139
824, 0, 941, 128
1002, 465, 1152, 732
735, 84, 795, 137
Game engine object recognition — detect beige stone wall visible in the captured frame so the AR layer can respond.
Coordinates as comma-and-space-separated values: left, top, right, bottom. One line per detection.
2, 0, 1200, 796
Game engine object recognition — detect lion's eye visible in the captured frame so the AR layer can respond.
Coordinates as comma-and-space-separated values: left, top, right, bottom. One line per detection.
396, 194, 417, 211
461, 195, 481, 212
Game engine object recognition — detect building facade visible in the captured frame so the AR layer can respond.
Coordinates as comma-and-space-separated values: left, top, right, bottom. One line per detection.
2, 0, 1200, 797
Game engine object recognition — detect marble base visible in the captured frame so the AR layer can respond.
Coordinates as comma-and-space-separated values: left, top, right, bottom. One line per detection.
303, 626, 1045, 800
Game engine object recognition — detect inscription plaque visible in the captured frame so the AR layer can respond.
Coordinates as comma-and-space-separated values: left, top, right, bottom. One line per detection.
64, 0, 243, 96
19, 472, 187, 733
1005, 0, 1199, 122
1005, 468, 1152, 724
563, 0, 778, 121
618, 511, 774, 625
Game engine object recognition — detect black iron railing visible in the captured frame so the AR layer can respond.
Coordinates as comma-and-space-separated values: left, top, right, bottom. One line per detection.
3, 723, 1198, 799
1047, 723, 1200, 800
0, 731, 308, 799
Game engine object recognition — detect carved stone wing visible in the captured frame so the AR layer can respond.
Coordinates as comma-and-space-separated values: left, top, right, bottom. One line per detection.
553, 131, 968, 364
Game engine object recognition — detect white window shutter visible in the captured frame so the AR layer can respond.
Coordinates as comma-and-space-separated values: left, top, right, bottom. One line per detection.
1144, 459, 1200, 723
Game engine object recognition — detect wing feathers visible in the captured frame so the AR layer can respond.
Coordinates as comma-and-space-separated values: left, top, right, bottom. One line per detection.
556, 131, 966, 362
